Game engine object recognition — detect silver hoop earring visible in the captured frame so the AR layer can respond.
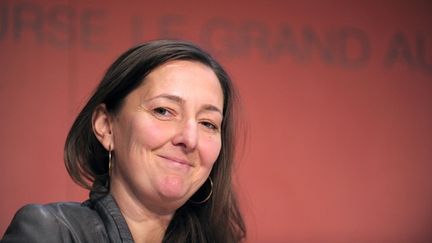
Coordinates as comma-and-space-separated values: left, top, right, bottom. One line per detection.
108, 145, 112, 173
190, 177, 213, 205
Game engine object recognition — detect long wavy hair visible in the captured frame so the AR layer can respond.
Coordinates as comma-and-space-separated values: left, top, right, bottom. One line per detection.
64, 40, 246, 242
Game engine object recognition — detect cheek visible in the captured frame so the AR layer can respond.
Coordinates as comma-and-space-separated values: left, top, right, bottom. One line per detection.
130, 116, 174, 149
199, 135, 222, 166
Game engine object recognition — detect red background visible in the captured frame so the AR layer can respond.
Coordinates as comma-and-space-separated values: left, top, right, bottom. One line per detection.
1, 1, 432, 242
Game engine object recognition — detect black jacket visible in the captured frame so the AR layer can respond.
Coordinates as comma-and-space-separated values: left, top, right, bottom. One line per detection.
1, 193, 134, 243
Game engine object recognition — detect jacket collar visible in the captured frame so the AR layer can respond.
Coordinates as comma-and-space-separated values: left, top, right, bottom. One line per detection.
90, 193, 134, 243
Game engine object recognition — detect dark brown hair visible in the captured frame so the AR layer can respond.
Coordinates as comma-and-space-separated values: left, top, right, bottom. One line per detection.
64, 40, 246, 242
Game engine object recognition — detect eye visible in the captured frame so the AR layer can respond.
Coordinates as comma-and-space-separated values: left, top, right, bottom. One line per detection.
200, 121, 219, 131
152, 107, 174, 118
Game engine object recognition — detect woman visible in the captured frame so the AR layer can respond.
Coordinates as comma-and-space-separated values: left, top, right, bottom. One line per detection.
2, 40, 246, 242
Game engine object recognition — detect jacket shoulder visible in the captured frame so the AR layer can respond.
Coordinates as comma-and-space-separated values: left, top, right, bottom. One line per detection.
2, 202, 107, 243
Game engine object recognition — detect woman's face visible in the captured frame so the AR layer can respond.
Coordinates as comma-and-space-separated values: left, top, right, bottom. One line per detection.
110, 60, 223, 211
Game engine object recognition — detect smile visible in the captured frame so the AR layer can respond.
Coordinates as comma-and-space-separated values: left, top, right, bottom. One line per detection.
158, 155, 193, 168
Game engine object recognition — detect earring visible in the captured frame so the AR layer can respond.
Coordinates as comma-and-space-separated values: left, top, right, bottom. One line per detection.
108, 145, 112, 173
190, 177, 213, 204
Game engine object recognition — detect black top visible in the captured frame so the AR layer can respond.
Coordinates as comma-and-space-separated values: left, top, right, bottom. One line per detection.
1, 193, 134, 243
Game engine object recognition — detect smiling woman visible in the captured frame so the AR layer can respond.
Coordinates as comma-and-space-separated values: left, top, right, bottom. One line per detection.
1, 40, 246, 243
94, 60, 224, 214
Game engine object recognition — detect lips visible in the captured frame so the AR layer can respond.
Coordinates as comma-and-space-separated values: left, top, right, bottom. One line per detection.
158, 155, 193, 167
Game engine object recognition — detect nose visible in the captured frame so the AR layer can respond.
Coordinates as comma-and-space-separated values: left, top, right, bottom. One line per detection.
172, 119, 198, 151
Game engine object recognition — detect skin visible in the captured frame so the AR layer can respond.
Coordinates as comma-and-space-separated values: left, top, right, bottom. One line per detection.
92, 60, 224, 243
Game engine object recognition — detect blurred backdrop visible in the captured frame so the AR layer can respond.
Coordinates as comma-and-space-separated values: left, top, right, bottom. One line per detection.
1, 0, 431, 242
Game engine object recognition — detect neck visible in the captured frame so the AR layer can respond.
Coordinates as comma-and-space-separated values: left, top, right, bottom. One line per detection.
110, 179, 174, 243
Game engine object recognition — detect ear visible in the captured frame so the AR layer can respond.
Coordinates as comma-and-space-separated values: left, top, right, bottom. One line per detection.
92, 104, 114, 151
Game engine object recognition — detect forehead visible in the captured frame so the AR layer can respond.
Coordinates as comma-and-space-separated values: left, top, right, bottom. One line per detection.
136, 60, 224, 108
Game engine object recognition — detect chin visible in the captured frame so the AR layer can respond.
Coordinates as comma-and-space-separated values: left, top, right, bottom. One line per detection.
157, 175, 191, 203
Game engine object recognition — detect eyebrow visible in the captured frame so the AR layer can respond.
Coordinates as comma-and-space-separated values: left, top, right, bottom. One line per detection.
146, 94, 223, 115
201, 104, 223, 115
147, 94, 184, 104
